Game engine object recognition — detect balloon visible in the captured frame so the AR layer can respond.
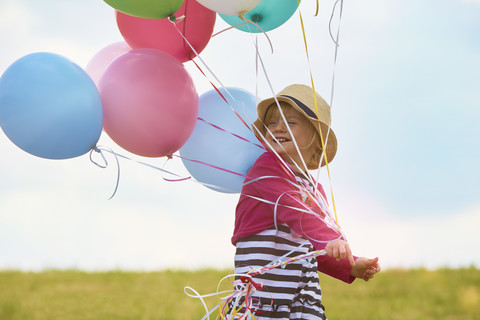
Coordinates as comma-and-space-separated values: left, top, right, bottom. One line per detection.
196, 0, 261, 15
104, 0, 184, 19
0, 52, 103, 159
85, 41, 131, 85
219, 0, 301, 33
179, 88, 265, 193
98, 48, 198, 157
116, 0, 216, 63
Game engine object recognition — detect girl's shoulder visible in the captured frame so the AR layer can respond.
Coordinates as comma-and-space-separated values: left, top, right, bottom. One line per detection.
255, 151, 276, 163
251, 152, 286, 172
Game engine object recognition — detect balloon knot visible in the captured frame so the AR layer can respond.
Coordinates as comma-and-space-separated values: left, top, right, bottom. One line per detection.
238, 11, 247, 20
240, 276, 263, 291
251, 13, 262, 23
166, 153, 173, 160
170, 14, 185, 23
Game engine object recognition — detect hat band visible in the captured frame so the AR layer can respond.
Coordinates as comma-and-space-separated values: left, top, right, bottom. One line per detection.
280, 95, 318, 120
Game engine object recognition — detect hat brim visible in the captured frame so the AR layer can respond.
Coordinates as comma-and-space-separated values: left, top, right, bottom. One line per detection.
252, 96, 337, 168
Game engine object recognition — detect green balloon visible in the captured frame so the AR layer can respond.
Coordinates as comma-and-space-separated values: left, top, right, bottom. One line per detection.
104, 0, 184, 19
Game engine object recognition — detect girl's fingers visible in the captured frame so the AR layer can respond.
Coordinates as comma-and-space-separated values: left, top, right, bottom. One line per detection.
326, 244, 333, 257
346, 245, 355, 266
339, 245, 346, 260
333, 246, 339, 260
326, 241, 355, 265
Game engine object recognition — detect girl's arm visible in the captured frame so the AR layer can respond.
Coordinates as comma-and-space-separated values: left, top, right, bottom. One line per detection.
250, 159, 341, 246
247, 154, 355, 269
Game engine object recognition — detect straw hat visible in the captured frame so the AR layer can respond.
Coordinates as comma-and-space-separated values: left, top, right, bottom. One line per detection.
252, 84, 337, 167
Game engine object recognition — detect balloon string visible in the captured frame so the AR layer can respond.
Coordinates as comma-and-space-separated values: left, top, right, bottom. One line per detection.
91, 147, 341, 242
247, 249, 327, 277
211, 21, 250, 38
246, 191, 343, 245
170, 19, 230, 93
296, 0, 330, 158
328, 0, 344, 107
90, 146, 120, 200
251, 35, 314, 185
190, 59, 229, 104
172, 4, 229, 105
211, 13, 274, 54
184, 286, 224, 320
168, 10, 222, 99
239, 14, 274, 54
255, 35, 260, 106
172, 154, 249, 180
325, 0, 344, 232
315, 0, 320, 16
296, 0, 340, 231
197, 117, 265, 150
89, 147, 239, 196
247, 2, 321, 191
186, 250, 327, 319
251, 21, 322, 181
170, 19, 254, 133
239, 169, 344, 244
161, 157, 192, 182
182, 0, 190, 59
89, 146, 108, 168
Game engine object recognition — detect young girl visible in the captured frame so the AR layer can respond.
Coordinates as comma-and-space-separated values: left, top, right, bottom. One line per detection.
229, 84, 380, 319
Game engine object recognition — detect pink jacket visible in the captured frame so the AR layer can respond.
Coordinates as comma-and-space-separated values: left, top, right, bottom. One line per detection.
232, 151, 355, 283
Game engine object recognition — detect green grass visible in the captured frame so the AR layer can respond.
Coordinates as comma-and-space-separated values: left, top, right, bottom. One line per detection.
320, 267, 480, 320
0, 267, 479, 320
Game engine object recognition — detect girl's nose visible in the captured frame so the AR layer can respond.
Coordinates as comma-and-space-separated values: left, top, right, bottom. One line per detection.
272, 120, 286, 132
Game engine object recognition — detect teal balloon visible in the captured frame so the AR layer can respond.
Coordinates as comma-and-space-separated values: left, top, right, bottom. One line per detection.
179, 88, 265, 193
0, 52, 103, 159
219, 0, 301, 33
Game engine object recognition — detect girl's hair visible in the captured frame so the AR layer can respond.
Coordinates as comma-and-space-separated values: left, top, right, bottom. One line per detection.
263, 102, 323, 170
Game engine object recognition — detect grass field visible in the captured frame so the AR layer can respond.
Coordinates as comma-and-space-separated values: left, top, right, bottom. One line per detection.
0, 267, 479, 320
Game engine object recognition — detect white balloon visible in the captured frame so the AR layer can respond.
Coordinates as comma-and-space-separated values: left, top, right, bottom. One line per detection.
196, 0, 261, 15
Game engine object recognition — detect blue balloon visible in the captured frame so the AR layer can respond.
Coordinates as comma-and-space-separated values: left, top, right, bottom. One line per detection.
219, 0, 301, 33
179, 87, 265, 193
0, 52, 103, 159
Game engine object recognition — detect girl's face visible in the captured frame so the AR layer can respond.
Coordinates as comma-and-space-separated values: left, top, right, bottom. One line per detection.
264, 103, 317, 169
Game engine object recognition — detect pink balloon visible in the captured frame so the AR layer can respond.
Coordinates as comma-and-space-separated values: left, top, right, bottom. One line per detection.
98, 48, 198, 157
116, 0, 216, 63
85, 41, 131, 85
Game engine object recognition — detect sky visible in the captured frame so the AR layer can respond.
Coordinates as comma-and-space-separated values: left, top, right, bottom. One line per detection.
0, 0, 479, 271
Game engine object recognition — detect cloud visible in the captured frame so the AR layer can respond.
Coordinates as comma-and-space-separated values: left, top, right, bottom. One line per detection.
461, 0, 480, 5
0, 177, 237, 271
0, 1, 34, 33
0, 131, 239, 271
0, 0, 121, 73
338, 187, 480, 269
2, 163, 479, 271
0, 1, 36, 68
1, 0, 479, 273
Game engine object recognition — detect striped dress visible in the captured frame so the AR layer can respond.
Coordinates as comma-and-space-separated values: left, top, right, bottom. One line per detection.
231, 224, 326, 320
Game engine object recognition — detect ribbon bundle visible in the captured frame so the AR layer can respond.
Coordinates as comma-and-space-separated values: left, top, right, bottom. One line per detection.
185, 249, 327, 320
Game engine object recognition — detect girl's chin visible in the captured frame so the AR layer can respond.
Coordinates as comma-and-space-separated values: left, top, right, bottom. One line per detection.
270, 148, 297, 160
270, 145, 288, 154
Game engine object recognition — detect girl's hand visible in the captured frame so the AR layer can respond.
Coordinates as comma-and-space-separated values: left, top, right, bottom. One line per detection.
325, 239, 355, 266
350, 257, 381, 281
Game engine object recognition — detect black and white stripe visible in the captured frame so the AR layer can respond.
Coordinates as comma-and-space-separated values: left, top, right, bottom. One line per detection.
232, 224, 326, 319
